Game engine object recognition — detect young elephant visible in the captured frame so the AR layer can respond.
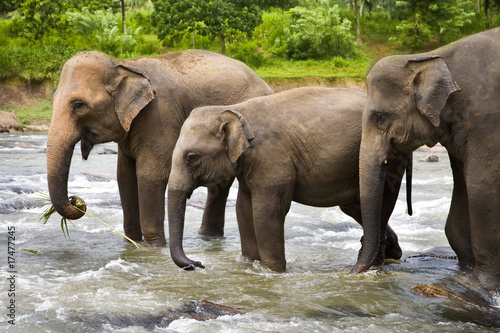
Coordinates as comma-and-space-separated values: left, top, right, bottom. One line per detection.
168, 87, 410, 271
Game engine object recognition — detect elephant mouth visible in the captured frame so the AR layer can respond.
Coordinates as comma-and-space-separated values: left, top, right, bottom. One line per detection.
80, 128, 95, 160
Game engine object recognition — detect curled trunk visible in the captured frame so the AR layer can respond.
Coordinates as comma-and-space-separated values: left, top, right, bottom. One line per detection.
167, 188, 205, 270
46, 129, 86, 220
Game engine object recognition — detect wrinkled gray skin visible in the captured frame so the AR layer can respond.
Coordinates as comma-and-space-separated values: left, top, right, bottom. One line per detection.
168, 87, 410, 271
353, 28, 500, 292
47, 50, 273, 246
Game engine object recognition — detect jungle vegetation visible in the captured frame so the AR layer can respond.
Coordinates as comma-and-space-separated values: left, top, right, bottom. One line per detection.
1, 0, 499, 84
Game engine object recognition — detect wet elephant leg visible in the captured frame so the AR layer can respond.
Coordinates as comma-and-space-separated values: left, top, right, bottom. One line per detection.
465, 155, 500, 291
236, 186, 259, 261
251, 185, 293, 272
198, 178, 234, 237
137, 174, 167, 247
446, 155, 474, 270
117, 149, 142, 241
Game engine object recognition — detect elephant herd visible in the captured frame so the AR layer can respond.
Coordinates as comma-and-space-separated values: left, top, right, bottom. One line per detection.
47, 27, 500, 293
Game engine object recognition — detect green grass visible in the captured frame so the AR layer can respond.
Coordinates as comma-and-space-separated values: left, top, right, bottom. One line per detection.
254, 57, 372, 79
3, 100, 53, 127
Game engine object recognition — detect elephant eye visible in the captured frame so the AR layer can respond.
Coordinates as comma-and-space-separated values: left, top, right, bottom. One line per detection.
372, 111, 391, 128
71, 100, 89, 115
186, 152, 200, 167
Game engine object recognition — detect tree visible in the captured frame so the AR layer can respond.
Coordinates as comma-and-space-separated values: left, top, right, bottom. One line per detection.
392, 0, 476, 51
202, 0, 263, 55
152, 0, 204, 48
152, 0, 262, 55
15, 0, 68, 48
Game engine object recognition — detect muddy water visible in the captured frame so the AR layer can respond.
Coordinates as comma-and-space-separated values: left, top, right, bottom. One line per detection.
1, 133, 499, 332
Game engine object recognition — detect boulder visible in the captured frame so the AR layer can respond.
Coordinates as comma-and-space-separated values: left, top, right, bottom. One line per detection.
421, 154, 439, 162
0, 110, 23, 133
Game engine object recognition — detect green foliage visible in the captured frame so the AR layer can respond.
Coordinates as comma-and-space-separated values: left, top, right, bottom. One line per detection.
13, 0, 69, 48
392, 0, 477, 51
4, 100, 54, 126
0, 45, 79, 82
67, 7, 142, 57
284, 4, 358, 59
152, 0, 262, 53
2, 0, 500, 88
151, 0, 203, 42
66, 0, 117, 12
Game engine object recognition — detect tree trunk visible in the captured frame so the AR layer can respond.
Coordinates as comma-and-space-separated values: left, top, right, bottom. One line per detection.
354, 0, 360, 43
192, 26, 196, 49
121, 0, 127, 35
485, 0, 490, 29
220, 34, 226, 55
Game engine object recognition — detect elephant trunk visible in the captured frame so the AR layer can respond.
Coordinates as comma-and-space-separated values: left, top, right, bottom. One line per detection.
350, 141, 388, 274
167, 188, 205, 270
46, 126, 86, 220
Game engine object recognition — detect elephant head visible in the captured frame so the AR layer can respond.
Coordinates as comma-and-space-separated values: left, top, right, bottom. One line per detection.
47, 51, 154, 220
167, 108, 254, 269
351, 55, 460, 274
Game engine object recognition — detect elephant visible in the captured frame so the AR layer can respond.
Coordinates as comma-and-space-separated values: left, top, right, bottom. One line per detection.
351, 27, 500, 292
46, 50, 273, 247
167, 87, 412, 271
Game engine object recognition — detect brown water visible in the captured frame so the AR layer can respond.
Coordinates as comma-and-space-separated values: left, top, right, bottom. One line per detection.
1, 133, 499, 332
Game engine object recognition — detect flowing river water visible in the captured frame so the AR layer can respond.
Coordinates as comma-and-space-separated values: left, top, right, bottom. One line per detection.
1, 133, 500, 332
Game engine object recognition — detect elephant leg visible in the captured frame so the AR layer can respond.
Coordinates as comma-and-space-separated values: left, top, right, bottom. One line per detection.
251, 184, 293, 272
340, 203, 401, 263
446, 155, 474, 270
198, 178, 234, 237
236, 185, 259, 261
137, 172, 167, 247
465, 156, 500, 291
117, 149, 142, 241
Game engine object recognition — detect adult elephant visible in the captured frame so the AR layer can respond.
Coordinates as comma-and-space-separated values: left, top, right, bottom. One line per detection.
167, 87, 411, 271
352, 28, 500, 292
47, 50, 273, 247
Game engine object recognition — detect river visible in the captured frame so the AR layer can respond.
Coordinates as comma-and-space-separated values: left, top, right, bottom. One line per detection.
1, 133, 499, 332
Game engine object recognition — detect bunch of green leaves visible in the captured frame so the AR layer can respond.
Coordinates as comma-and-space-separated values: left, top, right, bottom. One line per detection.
40, 198, 85, 240
36, 191, 144, 249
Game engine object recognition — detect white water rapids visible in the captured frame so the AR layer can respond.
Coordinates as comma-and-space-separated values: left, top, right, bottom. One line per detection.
1, 133, 499, 332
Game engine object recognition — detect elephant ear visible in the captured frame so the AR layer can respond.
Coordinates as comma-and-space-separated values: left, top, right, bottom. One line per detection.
216, 110, 255, 163
407, 56, 460, 127
111, 64, 155, 132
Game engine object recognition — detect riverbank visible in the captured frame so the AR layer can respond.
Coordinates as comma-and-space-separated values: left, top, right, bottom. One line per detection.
0, 76, 366, 132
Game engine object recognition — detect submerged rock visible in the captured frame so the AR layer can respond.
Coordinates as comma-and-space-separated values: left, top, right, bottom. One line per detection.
412, 284, 500, 328
420, 154, 439, 162
74, 300, 247, 330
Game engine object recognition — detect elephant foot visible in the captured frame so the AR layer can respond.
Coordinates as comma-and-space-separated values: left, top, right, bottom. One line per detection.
357, 236, 392, 266
143, 237, 167, 247
198, 225, 224, 237
384, 238, 403, 260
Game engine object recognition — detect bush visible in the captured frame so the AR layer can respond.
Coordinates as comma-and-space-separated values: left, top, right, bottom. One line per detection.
284, 5, 358, 60
67, 7, 142, 57
0, 45, 80, 83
